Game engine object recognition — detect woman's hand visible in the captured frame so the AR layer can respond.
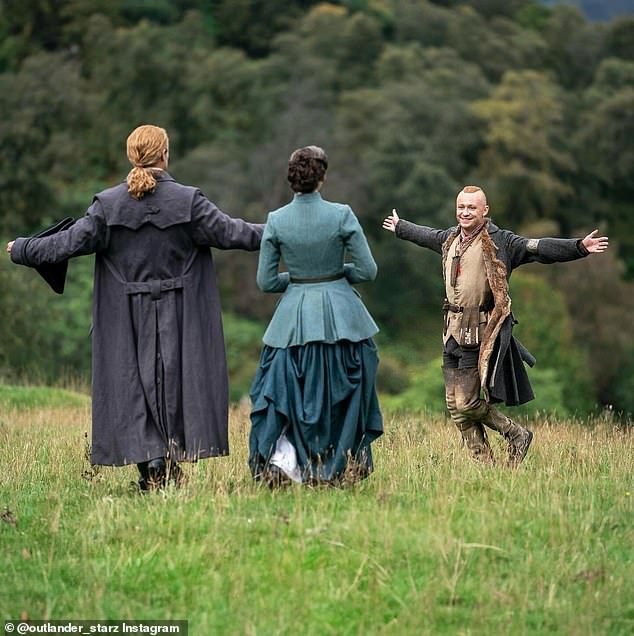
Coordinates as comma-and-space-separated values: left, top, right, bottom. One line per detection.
6, 241, 14, 254
382, 209, 400, 233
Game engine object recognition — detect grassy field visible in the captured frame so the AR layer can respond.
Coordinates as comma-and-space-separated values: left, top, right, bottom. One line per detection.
0, 387, 633, 635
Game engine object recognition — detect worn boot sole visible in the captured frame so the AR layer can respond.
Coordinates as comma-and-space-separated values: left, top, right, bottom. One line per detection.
509, 430, 533, 466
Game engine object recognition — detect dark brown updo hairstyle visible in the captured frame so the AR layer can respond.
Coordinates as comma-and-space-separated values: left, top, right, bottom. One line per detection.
287, 145, 328, 193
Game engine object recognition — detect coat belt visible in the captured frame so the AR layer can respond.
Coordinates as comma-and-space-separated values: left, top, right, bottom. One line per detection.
124, 277, 184, 300
290, 272, 344, 284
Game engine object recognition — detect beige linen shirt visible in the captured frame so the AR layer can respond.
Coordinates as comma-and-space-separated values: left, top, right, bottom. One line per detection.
443, 234, 493, 344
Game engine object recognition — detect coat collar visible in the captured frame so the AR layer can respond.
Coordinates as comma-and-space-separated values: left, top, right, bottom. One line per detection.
293, 192, 322, 204
154, 171, 176, 183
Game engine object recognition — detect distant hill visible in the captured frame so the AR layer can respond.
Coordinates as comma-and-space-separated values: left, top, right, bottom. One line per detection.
542, 0, 634, 20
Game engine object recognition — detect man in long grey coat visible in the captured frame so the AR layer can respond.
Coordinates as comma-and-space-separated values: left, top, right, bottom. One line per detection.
7, 124, 264, 489
382, 185, 609, 465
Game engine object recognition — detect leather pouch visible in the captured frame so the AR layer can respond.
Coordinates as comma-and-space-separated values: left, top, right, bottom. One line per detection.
459, 306, 482, 349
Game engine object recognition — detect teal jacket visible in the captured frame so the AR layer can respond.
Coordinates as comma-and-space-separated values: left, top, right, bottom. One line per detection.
257, 192, 379, 347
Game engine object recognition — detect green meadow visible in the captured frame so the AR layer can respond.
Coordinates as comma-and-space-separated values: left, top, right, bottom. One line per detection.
1, 386, 632, 635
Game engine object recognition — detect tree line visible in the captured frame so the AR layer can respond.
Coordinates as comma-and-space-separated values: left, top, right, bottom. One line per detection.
0, 0, 633, 415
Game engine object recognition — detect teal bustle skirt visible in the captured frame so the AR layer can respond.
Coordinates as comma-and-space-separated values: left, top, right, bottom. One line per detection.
248, 339, 383, 483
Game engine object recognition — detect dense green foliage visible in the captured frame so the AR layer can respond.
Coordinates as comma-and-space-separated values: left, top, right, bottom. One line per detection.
1, 0, 632, 414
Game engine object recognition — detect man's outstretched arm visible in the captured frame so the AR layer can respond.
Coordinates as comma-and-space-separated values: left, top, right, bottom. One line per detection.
382, 208, 451, 254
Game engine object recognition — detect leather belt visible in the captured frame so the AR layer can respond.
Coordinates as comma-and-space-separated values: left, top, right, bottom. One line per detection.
443, 300, 493, 313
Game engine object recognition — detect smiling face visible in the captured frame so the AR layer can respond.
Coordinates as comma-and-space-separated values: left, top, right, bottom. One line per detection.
455, 188, 489, 233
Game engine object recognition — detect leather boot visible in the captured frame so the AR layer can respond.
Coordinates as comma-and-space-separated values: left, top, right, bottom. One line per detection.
165, 459, 183, 487
480, 405, 533, 466
137, 457, 183, 491
146, 457, 167, 489
453, 367, 533, 466
454, 367, 489, 420
137, 461, 151, 491
443, 367, 493, 464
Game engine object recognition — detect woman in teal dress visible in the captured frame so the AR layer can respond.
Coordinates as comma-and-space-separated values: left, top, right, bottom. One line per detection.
248, 145, 383, 485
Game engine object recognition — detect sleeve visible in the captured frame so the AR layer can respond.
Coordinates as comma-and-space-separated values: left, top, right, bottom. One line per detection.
255, 216, 290, 293
505, 231, 589, 269
10, 200, 109, 266
394, 219, 451, 254
340, 206, 377, 284
190, 190, 264, 250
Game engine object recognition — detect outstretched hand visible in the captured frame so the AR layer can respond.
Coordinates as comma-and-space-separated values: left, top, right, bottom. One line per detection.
6, 241, 13, 254
582, 230, 609, 254
382, 209, 400, 233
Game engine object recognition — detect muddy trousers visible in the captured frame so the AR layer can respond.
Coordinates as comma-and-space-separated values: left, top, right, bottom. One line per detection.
442, 366, 533, 465
443, 367, 493, 462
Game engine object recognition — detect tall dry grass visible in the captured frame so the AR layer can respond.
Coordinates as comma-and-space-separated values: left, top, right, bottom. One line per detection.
0, 397, 632, 635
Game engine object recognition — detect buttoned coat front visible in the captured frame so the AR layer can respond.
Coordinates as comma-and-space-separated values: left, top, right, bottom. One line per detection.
11, 173, 263, 465
395, 220, 588, 405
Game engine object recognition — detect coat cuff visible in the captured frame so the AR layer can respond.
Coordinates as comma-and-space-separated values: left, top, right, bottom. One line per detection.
276, 272, 290, 291
10, 237, 30, 265
577, 239, 590, 256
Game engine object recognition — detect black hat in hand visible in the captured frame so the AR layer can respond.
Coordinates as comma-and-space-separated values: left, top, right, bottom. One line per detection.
30, 217, 75, 294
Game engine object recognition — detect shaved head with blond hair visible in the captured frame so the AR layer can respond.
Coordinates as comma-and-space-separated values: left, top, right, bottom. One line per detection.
460, 185, 487, 205
455, 185, 489, 234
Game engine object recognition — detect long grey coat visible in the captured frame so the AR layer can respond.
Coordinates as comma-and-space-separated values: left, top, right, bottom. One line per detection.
395, 220, 588, 406
11, 172, 263, 465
